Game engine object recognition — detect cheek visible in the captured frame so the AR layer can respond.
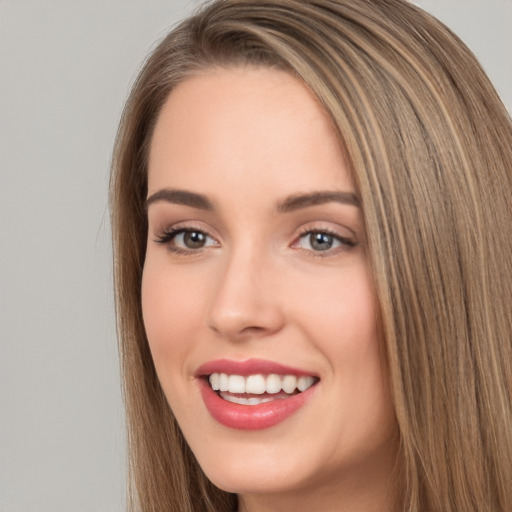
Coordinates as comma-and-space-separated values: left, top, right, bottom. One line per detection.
334, 279, 394, 438
297, 264, 378, 356
141, 260, 202, 367
300, 267, 391, 416
326, 275, 385, 398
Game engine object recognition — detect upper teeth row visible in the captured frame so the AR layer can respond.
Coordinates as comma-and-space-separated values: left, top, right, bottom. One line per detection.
208, 373, 315, 394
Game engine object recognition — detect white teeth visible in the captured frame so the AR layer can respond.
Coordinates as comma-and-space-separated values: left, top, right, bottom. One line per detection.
219, 373, 229, 392
208, 372, 316, 395
222, 395, 278, 405
228, 374, 246, 393
209, 373, 220, 391
282, 375, 297, 394
245, 374, 266, 394
266, 374, 282, 394
297, 375, 315, 392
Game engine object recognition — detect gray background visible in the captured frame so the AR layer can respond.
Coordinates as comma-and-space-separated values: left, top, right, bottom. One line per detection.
1, 1, 510, 511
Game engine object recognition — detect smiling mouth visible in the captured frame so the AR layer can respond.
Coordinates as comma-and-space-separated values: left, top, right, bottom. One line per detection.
208, 373, 319, 405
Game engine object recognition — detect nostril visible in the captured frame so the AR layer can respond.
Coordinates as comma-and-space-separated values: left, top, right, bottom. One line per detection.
206, 269, 286, 340
207, 318, 283, 341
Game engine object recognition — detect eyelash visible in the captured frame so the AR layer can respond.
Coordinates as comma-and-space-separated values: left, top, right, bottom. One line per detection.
154, 226, 358, 256
293, 228, 358, 257
155, 227, 215, 255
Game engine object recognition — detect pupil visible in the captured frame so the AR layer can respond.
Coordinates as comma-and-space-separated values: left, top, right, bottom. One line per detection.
184, 231, 205, 249
311, 232, 333, 251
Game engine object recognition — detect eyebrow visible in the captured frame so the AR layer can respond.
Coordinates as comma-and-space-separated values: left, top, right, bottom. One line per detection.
145, 189, 213, 211
276, 191, 360, 212
145, 188, 359, 212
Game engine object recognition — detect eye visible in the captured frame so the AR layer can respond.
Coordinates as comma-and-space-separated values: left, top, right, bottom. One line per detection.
155, 228, 218, 252
293, 230, 356, 253
175, 230, 212, 249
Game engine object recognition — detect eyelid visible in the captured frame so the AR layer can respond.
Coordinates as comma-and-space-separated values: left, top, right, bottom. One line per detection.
151, 220, 360, 257
154, 226, 210, 243
152, 218, 217, 240
290, 225, 359, 256
294, 222, 358, 242
153, 223, 220, 253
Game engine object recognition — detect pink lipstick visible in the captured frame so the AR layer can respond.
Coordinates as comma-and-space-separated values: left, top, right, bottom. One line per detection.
196, 358, 319, 430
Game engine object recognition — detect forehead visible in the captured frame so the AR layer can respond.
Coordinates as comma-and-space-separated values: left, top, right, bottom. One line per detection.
147, 66, 353, 198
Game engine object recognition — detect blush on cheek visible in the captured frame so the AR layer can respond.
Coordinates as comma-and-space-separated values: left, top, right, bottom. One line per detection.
142, 271, 174, 356
142, 266, 204, 368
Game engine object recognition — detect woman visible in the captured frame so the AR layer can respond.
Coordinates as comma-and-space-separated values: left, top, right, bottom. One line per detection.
110, 0, 512, 511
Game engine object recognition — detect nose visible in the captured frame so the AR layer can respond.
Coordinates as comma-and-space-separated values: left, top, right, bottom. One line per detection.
207, 247, 285, 341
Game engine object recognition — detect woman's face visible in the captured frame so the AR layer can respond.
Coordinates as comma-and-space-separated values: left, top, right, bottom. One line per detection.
142, 67, 397, 509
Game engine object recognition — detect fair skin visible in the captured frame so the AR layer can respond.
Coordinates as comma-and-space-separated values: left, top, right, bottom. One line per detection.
142, 66, 397, 512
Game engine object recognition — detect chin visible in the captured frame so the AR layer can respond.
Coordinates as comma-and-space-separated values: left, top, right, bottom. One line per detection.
201, 458, 311, 496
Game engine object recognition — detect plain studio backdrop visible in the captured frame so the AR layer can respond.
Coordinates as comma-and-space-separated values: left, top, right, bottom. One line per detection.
0, 1, 510, 511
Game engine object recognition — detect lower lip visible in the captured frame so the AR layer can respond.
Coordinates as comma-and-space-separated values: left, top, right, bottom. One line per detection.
198, 379, 317, 430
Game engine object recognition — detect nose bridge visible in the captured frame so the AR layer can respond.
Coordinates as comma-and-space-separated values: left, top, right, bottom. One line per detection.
207, 240, 283, 340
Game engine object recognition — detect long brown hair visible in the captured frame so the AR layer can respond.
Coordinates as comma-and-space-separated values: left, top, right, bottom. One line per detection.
110, 1, 512, 510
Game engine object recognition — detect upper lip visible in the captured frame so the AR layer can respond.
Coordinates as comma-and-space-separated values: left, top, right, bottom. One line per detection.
195, 358, 318, 378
